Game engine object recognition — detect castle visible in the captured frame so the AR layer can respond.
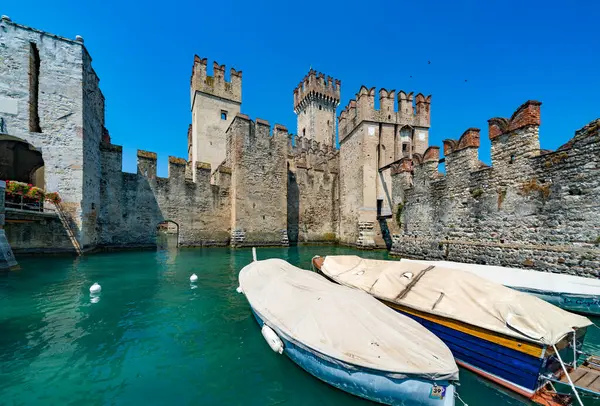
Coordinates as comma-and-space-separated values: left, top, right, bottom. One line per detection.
0, 17, 598, 277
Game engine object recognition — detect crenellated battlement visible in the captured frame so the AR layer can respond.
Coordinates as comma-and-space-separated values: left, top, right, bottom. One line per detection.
338, 87, 431, 142
288, 133, 339, 174
190, 55, 242, 105
443, 128, 481, 155
391, 101, 600, 275
226, 113, 289, 150
100, 143, 232, 189
488, 100, 541, 139
293, 69, 341, 113
394, 100, 597, 191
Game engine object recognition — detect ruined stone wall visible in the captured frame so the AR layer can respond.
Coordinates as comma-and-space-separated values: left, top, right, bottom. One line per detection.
98, 144, 231, 248
391, 101, 600, 277
226, 115, 288, 246
287, 136, 339, 243
0, 18, 102, 249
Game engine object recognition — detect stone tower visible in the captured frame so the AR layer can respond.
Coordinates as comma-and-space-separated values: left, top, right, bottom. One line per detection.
338, 87, 431, 248
293, 69, 340, 148
190, 56, 242, 180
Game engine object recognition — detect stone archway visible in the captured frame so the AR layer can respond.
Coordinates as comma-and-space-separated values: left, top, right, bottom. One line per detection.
156, 220, 179, 249
0, 134, 44, 187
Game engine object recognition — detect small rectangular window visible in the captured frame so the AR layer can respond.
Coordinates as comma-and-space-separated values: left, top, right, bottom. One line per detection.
221, 111, 227, 120
402, 143, 407, 152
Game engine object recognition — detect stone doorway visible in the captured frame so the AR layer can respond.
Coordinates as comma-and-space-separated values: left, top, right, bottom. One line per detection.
156, 220, 179, 249
0, 134, 44, 187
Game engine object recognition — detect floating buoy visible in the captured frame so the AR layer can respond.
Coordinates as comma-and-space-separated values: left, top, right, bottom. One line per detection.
89, 282, 101, 294
261, 325, 284, 354
190, 273, 198, 283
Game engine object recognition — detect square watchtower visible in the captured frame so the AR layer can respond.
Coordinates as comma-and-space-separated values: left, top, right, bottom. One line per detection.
293, 69, 341, 148
190, 56, 242, 180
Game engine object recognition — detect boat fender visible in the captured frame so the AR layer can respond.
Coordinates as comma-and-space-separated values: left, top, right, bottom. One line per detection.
261, 325, 284, 354
236, 286, 243, 294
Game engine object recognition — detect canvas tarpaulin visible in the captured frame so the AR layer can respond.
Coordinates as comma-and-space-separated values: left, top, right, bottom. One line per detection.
239, 258, 459, 381
402, 258, 600, 296
321, 256, 591, 346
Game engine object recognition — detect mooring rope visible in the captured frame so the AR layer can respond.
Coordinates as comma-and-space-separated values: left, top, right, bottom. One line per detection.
454, 390, 468, 406
572, 330, 577, 369
552, 343, 584, 406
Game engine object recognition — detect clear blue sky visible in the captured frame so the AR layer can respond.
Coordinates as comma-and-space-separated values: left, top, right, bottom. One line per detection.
4, 0, 599, 175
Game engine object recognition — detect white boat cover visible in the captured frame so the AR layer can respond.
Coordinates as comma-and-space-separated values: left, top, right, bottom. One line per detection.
239, 258, 459, 381
320, 256, 592, 346
402, 258, 600, 296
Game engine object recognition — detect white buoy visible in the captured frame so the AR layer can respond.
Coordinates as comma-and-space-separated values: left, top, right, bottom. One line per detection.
236, 286, 243, 294
89, 282, 101, 294
190, 273, 198, 283
261, 325, 284, 354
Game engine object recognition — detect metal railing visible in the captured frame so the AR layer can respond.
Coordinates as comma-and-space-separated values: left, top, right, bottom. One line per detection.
4, 193, 56, 213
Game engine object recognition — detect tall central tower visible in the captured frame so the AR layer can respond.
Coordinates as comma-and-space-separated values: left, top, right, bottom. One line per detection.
293, 70, 340, 147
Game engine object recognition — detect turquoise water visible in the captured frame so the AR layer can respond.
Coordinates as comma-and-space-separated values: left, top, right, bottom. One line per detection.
1, 246, 599, 405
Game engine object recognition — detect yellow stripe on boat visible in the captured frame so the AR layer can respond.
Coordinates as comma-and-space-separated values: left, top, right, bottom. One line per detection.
384, 301, 545, 358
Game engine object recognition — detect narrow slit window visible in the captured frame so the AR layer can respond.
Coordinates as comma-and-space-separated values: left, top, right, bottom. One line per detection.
29, 42, 42, 133
221, 110, 227, 120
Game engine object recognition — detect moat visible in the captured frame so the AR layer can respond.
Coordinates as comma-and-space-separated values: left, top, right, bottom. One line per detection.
1, 246, 598, 405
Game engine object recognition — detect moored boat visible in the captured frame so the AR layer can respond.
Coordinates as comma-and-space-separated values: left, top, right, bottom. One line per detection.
238, 258, 459, 405
313, 255, 597, 405
401, 258, 600, 317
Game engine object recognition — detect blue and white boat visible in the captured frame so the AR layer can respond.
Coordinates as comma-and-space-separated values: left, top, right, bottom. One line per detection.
402, 259, 600, 317
238, 258, 459, 405
314, 255, 597, 406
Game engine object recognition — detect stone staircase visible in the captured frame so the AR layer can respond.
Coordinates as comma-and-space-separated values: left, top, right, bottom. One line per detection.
356, 221, 376, 249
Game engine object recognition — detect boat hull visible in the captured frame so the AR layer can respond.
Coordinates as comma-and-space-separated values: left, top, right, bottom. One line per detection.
511, 287, 600, 317
251, 311, 455, 406
384, 303, 544, 397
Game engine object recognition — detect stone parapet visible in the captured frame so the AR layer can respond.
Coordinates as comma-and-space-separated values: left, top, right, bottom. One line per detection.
338, 87, 431, 143
294, 69, 341, 112
190, 55, 242, 105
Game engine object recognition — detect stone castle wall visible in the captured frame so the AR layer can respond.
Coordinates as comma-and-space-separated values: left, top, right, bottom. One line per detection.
226, 115, 289, 246
98, 144, 231, 248
287, 136, 339, 244
391, 101, 600, 277
0, 18, 104, 250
